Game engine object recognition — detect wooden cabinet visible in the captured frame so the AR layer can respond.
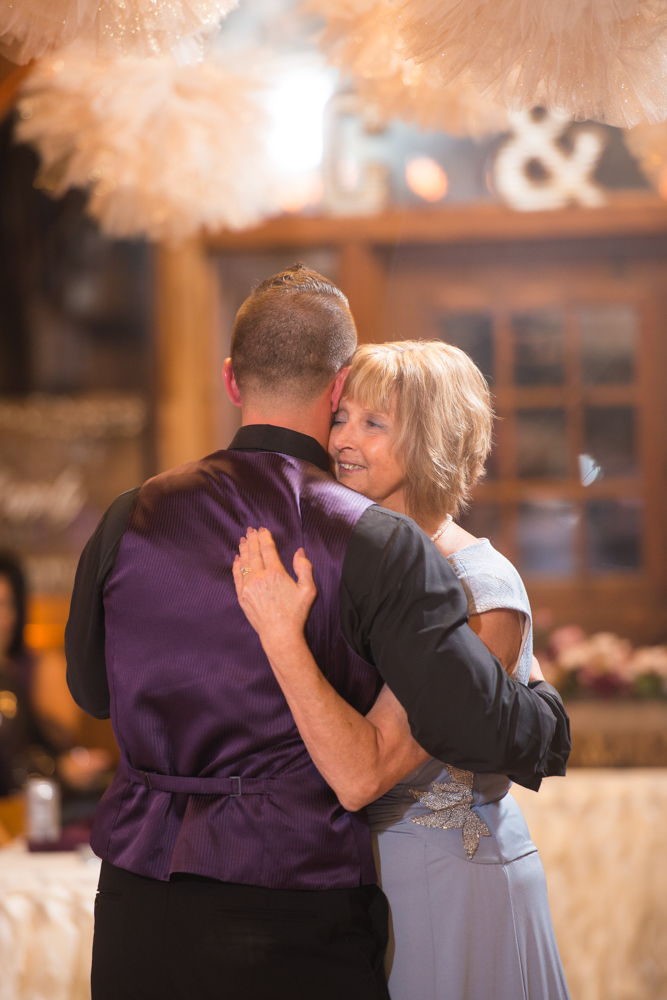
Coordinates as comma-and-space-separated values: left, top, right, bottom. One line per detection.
382, 239, 667, 641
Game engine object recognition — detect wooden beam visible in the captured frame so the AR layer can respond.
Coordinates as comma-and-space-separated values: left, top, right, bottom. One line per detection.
206, 192, 667, 252
0, 56, 31, 122
154, 241, 223, 472
338, 242, 387, 344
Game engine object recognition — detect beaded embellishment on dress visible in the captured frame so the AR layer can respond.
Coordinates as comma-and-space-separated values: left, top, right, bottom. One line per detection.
410, 765, 491, 860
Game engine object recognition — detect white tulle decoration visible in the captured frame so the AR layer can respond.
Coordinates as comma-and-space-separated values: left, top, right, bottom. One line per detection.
0, 0, 238, 65
623, 122, 667, 195
15, 46, 280, 244
306, 0, 507, 137
0, 0, 94, 63
392, 0, 667, 129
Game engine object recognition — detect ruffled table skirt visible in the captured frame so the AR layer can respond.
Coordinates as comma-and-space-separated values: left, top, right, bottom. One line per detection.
512, 769, 667, 1000
0, 846, 99, 1000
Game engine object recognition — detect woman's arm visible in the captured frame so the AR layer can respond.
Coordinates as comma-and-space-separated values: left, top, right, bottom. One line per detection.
259, 633, 428, 811
468, 609, 523, 673
234, 527, 429, 810
233, 529, 527, 810
529, 656, 545, 682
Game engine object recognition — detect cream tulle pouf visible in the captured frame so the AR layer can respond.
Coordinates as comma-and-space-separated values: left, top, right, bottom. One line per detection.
0, 0, 238, 64
14, 45, 280, 244
391, 0, 667, 129
307, 0, 507, 137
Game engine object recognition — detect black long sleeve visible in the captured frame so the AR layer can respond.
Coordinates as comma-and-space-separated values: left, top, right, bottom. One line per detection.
340, 506, 570, 787
65, 488, 139, 719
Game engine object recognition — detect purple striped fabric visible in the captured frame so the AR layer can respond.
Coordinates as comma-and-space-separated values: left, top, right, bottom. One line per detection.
91, 450, 379, 889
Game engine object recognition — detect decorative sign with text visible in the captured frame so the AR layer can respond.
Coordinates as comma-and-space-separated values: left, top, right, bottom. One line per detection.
0, 395, 147, 594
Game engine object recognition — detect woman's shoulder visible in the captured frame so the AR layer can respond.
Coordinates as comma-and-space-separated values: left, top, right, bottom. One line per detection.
446, 539, 530, 617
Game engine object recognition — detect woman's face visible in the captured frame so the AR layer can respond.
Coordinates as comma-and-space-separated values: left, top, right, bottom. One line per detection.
0, 575, 17, 658
329, 395, 407, 512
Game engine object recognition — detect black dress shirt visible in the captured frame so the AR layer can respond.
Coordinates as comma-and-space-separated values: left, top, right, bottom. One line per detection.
66, 424, 570, 789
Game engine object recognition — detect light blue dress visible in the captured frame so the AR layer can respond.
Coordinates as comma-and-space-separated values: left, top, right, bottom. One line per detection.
367, 539, 570, 1000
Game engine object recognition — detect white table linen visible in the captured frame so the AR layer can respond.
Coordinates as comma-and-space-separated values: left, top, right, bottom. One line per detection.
0, 845, 99, 1000
513, 769, 667, 1000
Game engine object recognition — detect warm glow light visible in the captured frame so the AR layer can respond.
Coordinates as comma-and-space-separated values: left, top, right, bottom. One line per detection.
405, 156, 448, 202
263, 57, 334, 213
493, 109, 605, 211
278, 174, 324, 214
659, 166, 667, 201
24, 623, 66, 649
265, 62, 334, 176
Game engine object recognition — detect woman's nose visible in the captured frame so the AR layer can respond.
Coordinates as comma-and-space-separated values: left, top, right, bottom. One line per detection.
333, 421, 357, 451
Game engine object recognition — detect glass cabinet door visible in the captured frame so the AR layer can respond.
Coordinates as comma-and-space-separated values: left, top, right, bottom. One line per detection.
446, 301, 642, 576
383, 244, 667, 641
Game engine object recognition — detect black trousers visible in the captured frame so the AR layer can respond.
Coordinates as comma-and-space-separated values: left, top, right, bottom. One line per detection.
92, 862, 390, 1000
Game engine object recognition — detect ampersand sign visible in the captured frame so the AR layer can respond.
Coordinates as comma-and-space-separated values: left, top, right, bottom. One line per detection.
493, 108, 607, 212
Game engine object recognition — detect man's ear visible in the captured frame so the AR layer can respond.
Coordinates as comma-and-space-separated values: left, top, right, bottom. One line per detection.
331, 366, 351, 412
223, 358, 242, 408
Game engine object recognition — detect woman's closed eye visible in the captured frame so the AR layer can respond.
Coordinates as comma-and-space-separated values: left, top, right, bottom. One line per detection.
332, 407, 348, 426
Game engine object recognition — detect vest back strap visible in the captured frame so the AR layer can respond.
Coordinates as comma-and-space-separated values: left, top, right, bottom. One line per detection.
124, 764, 268, 796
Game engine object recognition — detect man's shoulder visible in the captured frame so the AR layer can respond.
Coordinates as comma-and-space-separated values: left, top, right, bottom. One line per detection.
353, 504, 429, 547
301, 470, 375, 521
133, 450, 244, 505
103, 487, 142, 528
147, 449, 318, 493
344, 505, 438, 582
127, 452, 373, 533
360, 504, 418, 527
145, 452, 227, 490
99, 485, 141, 541
341, 505, 467, 635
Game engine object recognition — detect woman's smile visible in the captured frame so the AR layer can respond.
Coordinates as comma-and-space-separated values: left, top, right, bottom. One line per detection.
329, 396, 406, 512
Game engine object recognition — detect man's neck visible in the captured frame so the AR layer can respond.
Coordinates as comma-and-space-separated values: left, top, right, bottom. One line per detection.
240, 407, 331, 452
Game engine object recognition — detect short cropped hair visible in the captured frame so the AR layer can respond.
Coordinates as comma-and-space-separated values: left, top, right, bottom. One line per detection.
344, 341, 493, 525
231, 263, 357, 402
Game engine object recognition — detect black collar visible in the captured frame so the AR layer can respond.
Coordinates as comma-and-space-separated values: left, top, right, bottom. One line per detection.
228, 425, 331, 474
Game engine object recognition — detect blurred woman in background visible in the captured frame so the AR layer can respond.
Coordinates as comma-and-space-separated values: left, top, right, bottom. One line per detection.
0, 552, 111, 824
0, 551, 41, 796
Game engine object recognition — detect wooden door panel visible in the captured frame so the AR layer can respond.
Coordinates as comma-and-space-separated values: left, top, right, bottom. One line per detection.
383, 241, 667, 642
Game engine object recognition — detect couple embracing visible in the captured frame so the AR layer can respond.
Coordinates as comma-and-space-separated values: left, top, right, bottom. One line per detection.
66, 264, 571, 1000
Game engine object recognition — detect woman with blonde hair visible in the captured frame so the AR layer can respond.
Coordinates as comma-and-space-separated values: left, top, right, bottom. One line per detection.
234, 341, 569, 1000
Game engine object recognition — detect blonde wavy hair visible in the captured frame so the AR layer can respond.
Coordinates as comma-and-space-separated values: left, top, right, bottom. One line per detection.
343, 341, 493, 528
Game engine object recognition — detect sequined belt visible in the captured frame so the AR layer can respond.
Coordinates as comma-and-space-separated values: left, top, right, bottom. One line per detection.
124, 763, 269, 796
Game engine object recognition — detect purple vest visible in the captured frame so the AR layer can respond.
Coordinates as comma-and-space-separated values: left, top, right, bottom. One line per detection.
91, 450, 379, 890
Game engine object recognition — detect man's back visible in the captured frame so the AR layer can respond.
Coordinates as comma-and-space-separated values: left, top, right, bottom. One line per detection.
93, 448, 380, 888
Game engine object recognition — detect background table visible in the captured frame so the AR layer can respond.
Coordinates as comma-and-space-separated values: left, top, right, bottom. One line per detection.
0, 845, 99, 1000
513, 769, 667, 1000
566, 701, 667, 767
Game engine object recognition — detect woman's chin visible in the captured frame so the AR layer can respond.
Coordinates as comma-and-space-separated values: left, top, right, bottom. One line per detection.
336, 469, 367, 495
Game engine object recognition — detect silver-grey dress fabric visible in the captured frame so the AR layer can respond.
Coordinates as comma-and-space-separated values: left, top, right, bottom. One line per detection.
367, 539, 570, 1000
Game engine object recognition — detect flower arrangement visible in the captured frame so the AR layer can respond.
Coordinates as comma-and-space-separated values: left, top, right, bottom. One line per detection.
544, 626, 667, 700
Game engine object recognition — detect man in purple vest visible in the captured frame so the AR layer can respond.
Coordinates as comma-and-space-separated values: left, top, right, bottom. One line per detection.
66, 264, 569, 1000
